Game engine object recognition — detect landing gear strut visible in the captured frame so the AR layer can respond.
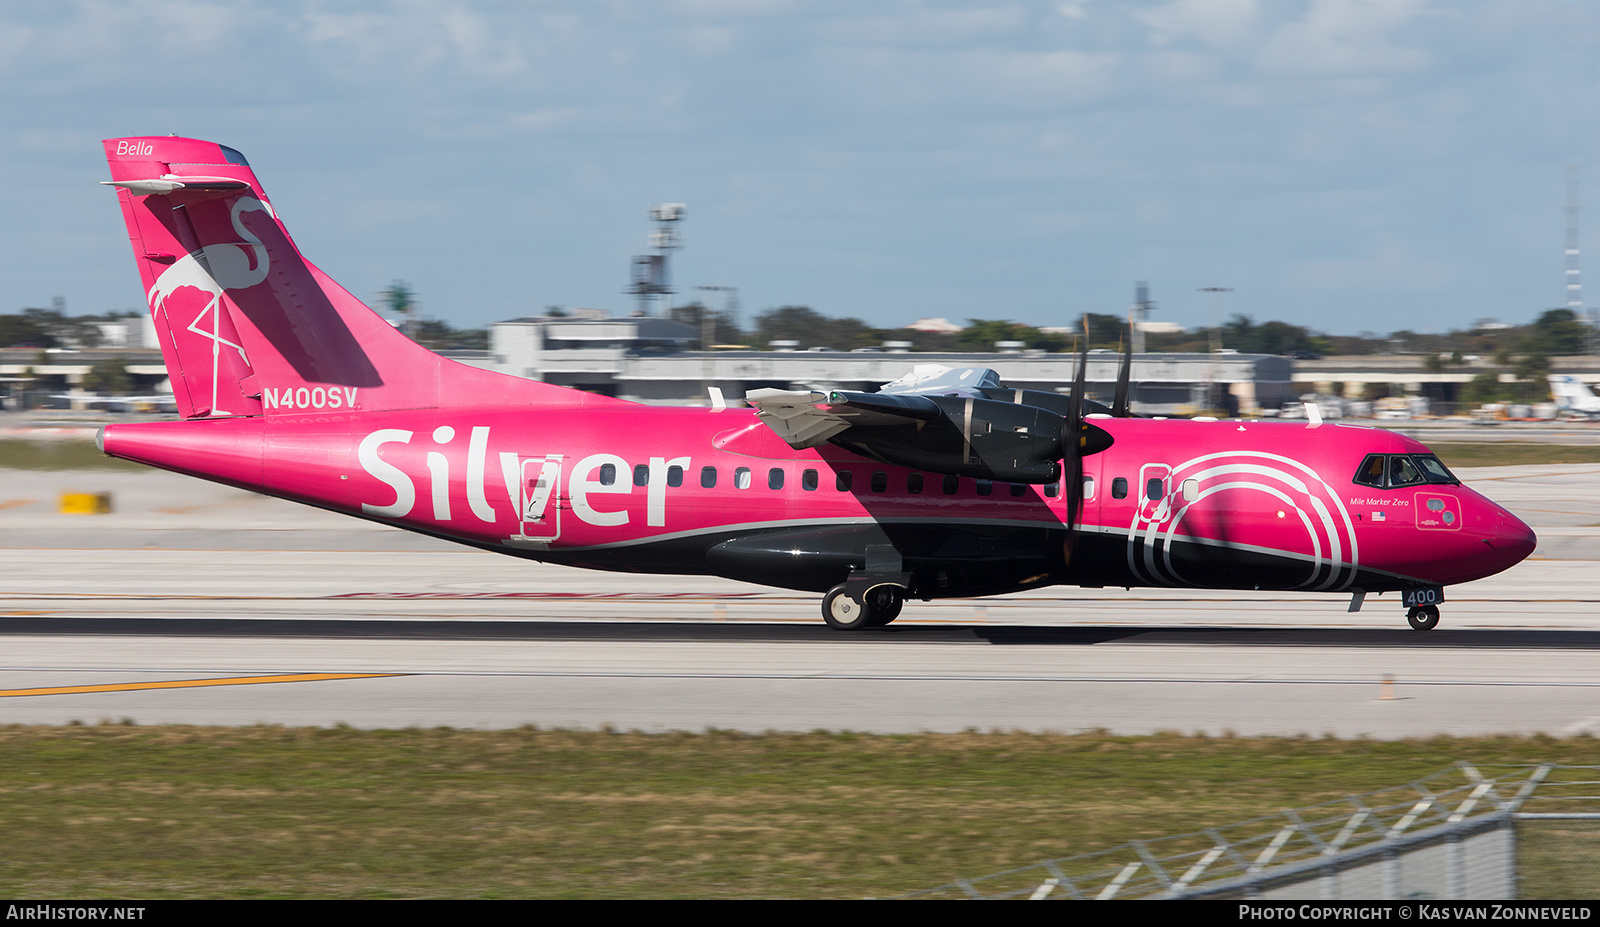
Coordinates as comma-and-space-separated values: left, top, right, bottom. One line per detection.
1406, 604, 1440, 632
822, 583, 904, 630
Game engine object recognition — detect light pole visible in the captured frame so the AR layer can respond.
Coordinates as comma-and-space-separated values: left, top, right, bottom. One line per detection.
695, 285, 739, 404
1198, 286, 1232, 413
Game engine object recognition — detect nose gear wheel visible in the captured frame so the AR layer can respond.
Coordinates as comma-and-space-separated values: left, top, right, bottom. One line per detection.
1406, 604, 1440, 631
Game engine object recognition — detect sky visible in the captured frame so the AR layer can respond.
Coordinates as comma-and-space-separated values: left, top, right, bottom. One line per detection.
3, 0, 1598, 336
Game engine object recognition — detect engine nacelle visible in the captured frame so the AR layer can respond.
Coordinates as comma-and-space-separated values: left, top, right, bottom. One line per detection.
830, 395, 1081, 483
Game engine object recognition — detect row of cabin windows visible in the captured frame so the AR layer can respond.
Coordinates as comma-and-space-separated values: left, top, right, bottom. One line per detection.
594, 463, 1059, 497
1098, 477, 1178, 501
596, 463, 1203, 506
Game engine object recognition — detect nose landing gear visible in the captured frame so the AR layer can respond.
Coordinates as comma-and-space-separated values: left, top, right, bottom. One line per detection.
1406, 604, 1440, 632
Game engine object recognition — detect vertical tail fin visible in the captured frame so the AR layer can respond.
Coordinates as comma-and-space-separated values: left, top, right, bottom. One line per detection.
103, 136, 606, 418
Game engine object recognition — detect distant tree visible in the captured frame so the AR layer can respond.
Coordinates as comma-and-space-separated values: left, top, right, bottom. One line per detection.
1142, 328, 1210, 353
1462, 372, 1506, 405
82, 357, 133, 395
895, 328, 960, 352
411, 319, 488, 351
0, 312, 53, 348
1078, 313, 1126, 350
383, 280, 418, 337
0, 308, 105, 348
1513, 350, 1550, 385
383, 281, 416, 316
1524, 308, 1586, 356
670, 301, 745, 348
754, 306, 881, 350
954, 320, 1067, 353
1322, 333, 1385, 355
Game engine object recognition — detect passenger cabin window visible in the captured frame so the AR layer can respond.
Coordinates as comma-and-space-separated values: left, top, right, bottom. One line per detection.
1146, 478, 1164, 501
1075, 477, 1089, 501
633, 464, 649, 487
700, 466, 717, 488
1009, 483, 1027, 497
836, 470, 853, 492
667, 466, 684, 488
907, 473, 924, 494
1112, 477, 1128, 499
802, 469, 818, 491
599, 463, 617, 486
871, 471, 888, 492
942, 474, 959, 495
734, 467, 752, 489
768, 468, 785, 490
1045, 480, 1060, 498
976, 480, 993, 496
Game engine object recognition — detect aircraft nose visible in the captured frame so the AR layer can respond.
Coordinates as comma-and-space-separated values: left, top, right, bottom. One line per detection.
1490, 508, 1537, 567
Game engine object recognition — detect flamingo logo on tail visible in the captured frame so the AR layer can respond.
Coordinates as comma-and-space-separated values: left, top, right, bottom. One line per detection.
146, 197, 273, 416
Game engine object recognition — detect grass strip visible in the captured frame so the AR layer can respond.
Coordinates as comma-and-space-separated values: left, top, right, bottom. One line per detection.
1428, 443, 1600, 468
0, 726, 1595, 899
0, 440, 147, 472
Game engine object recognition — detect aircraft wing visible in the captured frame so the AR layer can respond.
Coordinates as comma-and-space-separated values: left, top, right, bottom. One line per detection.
746, 366, 1107, 484
745, 388, 942, 449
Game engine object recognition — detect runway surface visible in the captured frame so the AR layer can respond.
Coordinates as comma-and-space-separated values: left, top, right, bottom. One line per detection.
2, 460, 1599, 736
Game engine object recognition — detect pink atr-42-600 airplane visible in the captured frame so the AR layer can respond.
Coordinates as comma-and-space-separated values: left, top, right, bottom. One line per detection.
95, 136, 1536, 632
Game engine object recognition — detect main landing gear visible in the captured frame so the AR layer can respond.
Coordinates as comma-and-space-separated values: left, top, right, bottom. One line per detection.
822, 583, 904, 630
1406, 604, 1440, 632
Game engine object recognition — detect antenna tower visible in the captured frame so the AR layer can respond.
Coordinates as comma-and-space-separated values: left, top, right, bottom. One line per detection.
1130, 281, 1155, 354
1565, 166, 1600, 354
628, 203, 686, 317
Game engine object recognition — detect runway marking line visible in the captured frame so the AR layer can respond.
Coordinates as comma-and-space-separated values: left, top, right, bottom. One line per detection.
0, 673, 405, 699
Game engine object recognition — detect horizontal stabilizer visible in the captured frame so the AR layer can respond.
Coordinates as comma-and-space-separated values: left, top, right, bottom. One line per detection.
101, 177, 250, 195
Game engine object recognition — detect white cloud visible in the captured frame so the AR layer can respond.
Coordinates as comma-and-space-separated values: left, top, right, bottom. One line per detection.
1256, 0, 1433, 77
823, 6, 1030, 47
1138, 0, 1261, 47
1055, 1, 1094, 22
1285, 237, 1461, 293
678, 24, 740, 57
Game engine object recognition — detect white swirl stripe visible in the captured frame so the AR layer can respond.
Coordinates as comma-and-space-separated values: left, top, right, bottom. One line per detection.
1125, 451, 1358, 591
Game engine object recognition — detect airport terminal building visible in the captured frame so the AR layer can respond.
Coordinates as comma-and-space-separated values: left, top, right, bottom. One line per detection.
485, 314, 1297, 415
16, 309, 1600, 416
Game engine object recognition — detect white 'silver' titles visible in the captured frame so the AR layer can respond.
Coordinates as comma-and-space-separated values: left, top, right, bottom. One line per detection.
355, 428, 689, 531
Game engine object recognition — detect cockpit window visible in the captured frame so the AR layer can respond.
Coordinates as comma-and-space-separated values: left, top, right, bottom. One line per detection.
1353, 453, 1460, 489
1389, 455, 1425, 487
1414, 454, 1458, 484
1354, 455, 1386, 488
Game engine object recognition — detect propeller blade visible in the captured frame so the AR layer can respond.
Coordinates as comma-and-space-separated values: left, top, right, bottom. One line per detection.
1063, 317, 1090, 530
1113, 318, 1132, 417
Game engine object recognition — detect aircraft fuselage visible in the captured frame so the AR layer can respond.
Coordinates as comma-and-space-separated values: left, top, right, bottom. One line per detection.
100, 405, 1534, 600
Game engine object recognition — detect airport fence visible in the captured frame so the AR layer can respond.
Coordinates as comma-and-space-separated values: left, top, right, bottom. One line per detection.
895, 764, 1600, 900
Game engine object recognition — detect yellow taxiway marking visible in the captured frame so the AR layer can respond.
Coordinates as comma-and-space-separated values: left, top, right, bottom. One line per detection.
0, 673, 403, 699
